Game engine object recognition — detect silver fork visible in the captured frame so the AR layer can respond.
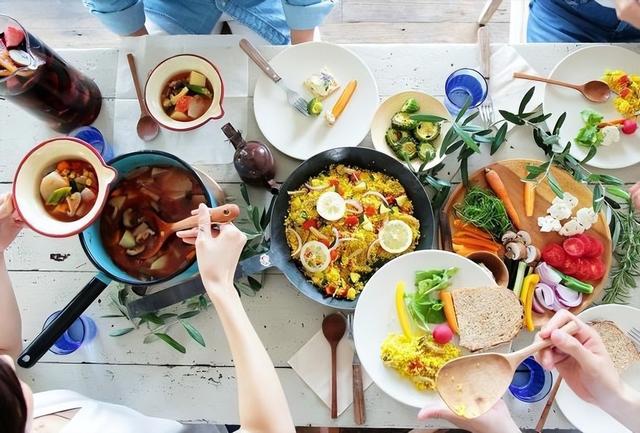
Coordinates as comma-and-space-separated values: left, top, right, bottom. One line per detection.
628, 326, 640, 348
240, 38, 309, 117
346, 313, 365, 424
477, 27, 494, 128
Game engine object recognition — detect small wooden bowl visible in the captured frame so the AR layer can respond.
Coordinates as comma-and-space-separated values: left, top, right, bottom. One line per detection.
466, 251, 510, 287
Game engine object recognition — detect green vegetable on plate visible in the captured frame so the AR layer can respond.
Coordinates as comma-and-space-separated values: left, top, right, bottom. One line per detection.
307, 97, 323, 116
46, 186, 72, 205
414, 120, 441, 142
385, 127, 410, 149
454, 186, 513, 240
405, 267, 458, 331
186, 84, 212, 97
391, 112, 418, 131
418, 141, 436, 162
575, 109, 604, 148
400, 97, 420, 114
395, 136, 418, 160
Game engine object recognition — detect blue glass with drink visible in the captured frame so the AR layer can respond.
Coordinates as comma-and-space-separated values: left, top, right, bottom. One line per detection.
509, 356, 553, 402
70, 126, 114, 161
444, 68, 488, 115
43, 311, 97, 355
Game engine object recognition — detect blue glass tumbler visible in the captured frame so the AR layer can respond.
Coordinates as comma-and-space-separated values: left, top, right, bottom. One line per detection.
43, 311, 97, 355
509, 356, 553, 402
70, 126, 114, 162
444, 68, 488, 116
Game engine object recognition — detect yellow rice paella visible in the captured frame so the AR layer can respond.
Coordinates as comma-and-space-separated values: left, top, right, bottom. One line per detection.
284, 164, 420, 300
602, 70, 640, 118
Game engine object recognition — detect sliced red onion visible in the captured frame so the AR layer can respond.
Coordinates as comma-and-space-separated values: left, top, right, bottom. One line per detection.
532, 295, 545, 314
535, 262, 562, 286
534, 283, 556, 310
345, 199, 363, 214
330, 227, 341, 249
363, 191, 389, 207
550, 298, 566, 312
555, 283, 583, 307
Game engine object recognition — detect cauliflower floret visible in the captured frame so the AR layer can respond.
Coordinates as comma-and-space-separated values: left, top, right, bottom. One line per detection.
601, 125, 621, 147
576, 207, 598, 230
559, 218, 585, 236
547, 202, 573, 220
538, 215, 562, 232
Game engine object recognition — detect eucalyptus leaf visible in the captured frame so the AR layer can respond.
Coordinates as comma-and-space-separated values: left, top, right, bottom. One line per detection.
593, 183, 605, 213
178, 310, 201, 320
499, 110, 525, 126
455, 97, 472, 123
462, 111, 480, 126
528, 113, 553, 124
490, 123, 508, 155
143, 333, 159, 344
410, 114, 448, 123
518, 87, 535, 115
140, 313, 165, 325
155, 333, 186, 353
439, 126, 459, 157
109, 327, 135, 337
581, 145, 598, 164
452, 123, 480, 153
547, 172, 564, 198
445, 139, 465, 155
553, 112, 566, 135
180, 320, 206, 347
460, 158, 469, 187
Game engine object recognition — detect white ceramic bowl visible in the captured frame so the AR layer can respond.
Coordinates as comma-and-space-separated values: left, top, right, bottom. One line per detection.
144, 54, 224, 131
13, 137, 117, 237
371, 91, 452, 170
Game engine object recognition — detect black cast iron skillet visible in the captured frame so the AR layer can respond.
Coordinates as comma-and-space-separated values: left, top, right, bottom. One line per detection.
238, 147, 435, 310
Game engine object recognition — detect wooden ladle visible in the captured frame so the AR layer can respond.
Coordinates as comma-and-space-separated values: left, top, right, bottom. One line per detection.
436, 321, 577, 419
139, 203, 240, 259
513, 72, 610, 103
322, 313, 347, 419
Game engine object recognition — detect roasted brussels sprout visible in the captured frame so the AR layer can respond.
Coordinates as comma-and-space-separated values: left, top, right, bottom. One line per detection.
418, 141, 436, 162
385, 127, 410, 149
391, 112, 418, 131
393, 137, 418, 160
400, 97, 420, 113
414, 121, 441, 142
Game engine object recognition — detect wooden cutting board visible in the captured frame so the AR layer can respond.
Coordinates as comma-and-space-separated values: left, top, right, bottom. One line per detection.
442, 159, 612, 326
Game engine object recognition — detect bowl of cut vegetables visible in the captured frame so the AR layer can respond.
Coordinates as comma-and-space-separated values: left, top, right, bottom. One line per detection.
371, 91, 452, 170
144, 54, 225, 131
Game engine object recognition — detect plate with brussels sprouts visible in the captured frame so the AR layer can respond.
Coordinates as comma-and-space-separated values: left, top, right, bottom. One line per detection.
370, 91, 452, 170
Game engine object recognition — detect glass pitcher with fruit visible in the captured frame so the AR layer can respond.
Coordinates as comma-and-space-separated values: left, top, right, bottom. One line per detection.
0, 15, 102, 132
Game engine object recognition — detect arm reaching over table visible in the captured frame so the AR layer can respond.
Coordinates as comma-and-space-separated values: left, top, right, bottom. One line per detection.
535, 310, 640, 432
418, 399, 520, 433
178, 204, 296, 433
0, 192, 24, 359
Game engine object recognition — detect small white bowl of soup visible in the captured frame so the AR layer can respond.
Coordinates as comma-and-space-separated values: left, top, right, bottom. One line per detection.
13, 137, 118, 237
144, 54, 225, 131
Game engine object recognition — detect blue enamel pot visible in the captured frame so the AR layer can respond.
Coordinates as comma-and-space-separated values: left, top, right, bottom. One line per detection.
18, 150, 215, 368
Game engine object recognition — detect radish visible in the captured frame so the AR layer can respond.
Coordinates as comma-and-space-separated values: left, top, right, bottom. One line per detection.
622, 119, 637, 135
432, 324, 453, 344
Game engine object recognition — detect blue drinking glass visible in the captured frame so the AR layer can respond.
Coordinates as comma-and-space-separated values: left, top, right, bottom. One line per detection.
70, 126, 114, 162
444, 68, 488, 116
43, 311, 97, 355
509, 356, 553, 403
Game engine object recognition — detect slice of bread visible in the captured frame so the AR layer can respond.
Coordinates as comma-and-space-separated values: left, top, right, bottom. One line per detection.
451, 286, 523, 352
590, 320, 640, 372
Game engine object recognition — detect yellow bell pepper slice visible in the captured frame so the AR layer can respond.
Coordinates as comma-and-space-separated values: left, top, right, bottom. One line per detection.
395, 281, 412, 338
520, 274, 540, 305
521, 274, 540, 332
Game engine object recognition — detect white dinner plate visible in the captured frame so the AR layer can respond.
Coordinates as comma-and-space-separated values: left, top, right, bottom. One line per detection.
555, 304, 640, 433
353, 250, 496, 408
253, 42, 379, 160
543, 45, 640, 169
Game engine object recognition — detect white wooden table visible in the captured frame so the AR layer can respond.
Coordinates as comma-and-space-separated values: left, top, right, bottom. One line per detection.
2, 42, 639, 430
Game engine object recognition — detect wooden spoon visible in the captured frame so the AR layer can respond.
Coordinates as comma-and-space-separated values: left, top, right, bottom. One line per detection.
127, 53, 160, 141
513, 72, 610, 103
322, 313, 347, 419
139, 203, 240, 259
436, 321, 577, 419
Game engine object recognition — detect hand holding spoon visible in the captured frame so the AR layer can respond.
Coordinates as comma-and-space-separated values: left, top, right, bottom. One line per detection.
139, 204, 240, 259
127, 53, 160, 141
436, 321, 578, 419
322, 313, 347, 419
513, 72, 610, 103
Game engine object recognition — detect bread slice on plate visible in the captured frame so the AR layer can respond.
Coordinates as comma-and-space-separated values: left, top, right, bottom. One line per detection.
590, 320, 640, 372
451, 286, 523, 352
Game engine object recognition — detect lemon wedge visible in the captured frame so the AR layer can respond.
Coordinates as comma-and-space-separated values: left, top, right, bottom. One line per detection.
316, 191, 346, 221
378, 220, 413, 254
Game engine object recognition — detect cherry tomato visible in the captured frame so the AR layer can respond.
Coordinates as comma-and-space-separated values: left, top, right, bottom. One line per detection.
620, 87, 632, 99
302, 219, 318, 230
563, 237, 586, 257
344, 215, 359, 226
175, 95, 191, 113
622, 119, 637, 135
586, 257, 606, 280
618, 74, 631, 86
542, 243, 566, 268
319, 238, 331, 248
324, 284, 336, 296
330, 249, 339, 261
364, 206, 376, 216
385, 195, 396, 205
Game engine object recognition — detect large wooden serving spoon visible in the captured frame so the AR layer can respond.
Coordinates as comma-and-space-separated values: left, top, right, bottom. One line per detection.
322, 313, 347, 419
139, 204, 240, 259
513, 72, 610, 103
436, 321, 577, 419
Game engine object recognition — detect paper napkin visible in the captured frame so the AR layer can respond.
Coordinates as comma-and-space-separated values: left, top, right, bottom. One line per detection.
489, 45, 544, 129
288, 330, 373, 416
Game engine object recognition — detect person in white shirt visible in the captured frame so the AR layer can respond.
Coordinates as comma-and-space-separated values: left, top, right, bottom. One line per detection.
0, 192, 295, 433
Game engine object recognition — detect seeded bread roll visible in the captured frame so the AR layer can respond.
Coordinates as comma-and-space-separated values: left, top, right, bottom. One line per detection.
451, 286, 523, 352
590, 320, 640, 372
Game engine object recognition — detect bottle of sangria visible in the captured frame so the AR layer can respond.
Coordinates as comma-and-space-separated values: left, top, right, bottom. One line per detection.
0, 15, 102, 132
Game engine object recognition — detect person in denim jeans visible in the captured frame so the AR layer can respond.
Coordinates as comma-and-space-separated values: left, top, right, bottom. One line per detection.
528, 0, 640, 42
82, 0, 335, 44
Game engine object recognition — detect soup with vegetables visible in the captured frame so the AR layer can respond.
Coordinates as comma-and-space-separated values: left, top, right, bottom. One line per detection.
100, 166, 207, 280
39, 160, 98, 222
161, 70, 213, 122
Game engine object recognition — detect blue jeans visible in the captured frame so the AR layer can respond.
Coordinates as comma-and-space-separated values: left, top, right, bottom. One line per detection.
528, 0, 640, 42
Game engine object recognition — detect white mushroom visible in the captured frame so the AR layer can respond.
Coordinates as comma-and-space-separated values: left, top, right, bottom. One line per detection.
40, 171, 68, 201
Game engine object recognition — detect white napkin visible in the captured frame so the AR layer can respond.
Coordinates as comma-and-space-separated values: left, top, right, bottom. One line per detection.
113, 35, 251, 164
288, 330, 373, 416
489, 45, 544, 129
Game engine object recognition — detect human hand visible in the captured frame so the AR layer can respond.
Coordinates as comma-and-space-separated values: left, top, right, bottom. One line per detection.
418, 399, 520, 433
177, 204, 246, 291
535, 310, 621, 408
630, 181, 640, 211
615, 0, 640, 28
0, 192, 22, 253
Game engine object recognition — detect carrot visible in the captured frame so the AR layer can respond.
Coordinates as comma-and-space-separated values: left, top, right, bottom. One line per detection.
454, 228, 495, 241
452, 243, 475, 256
452, 236, 500, 250
452, 219, 493, 239
330, 80, 357, 120
56, 160, 70, 172
523, 181, 536, 217
484, 168, 521, 229
439, 291, 459, 334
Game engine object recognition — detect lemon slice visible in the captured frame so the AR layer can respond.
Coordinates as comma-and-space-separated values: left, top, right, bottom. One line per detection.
300, 241, 331, 273
378, 220, 413, 254
316, 191, 346, 221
